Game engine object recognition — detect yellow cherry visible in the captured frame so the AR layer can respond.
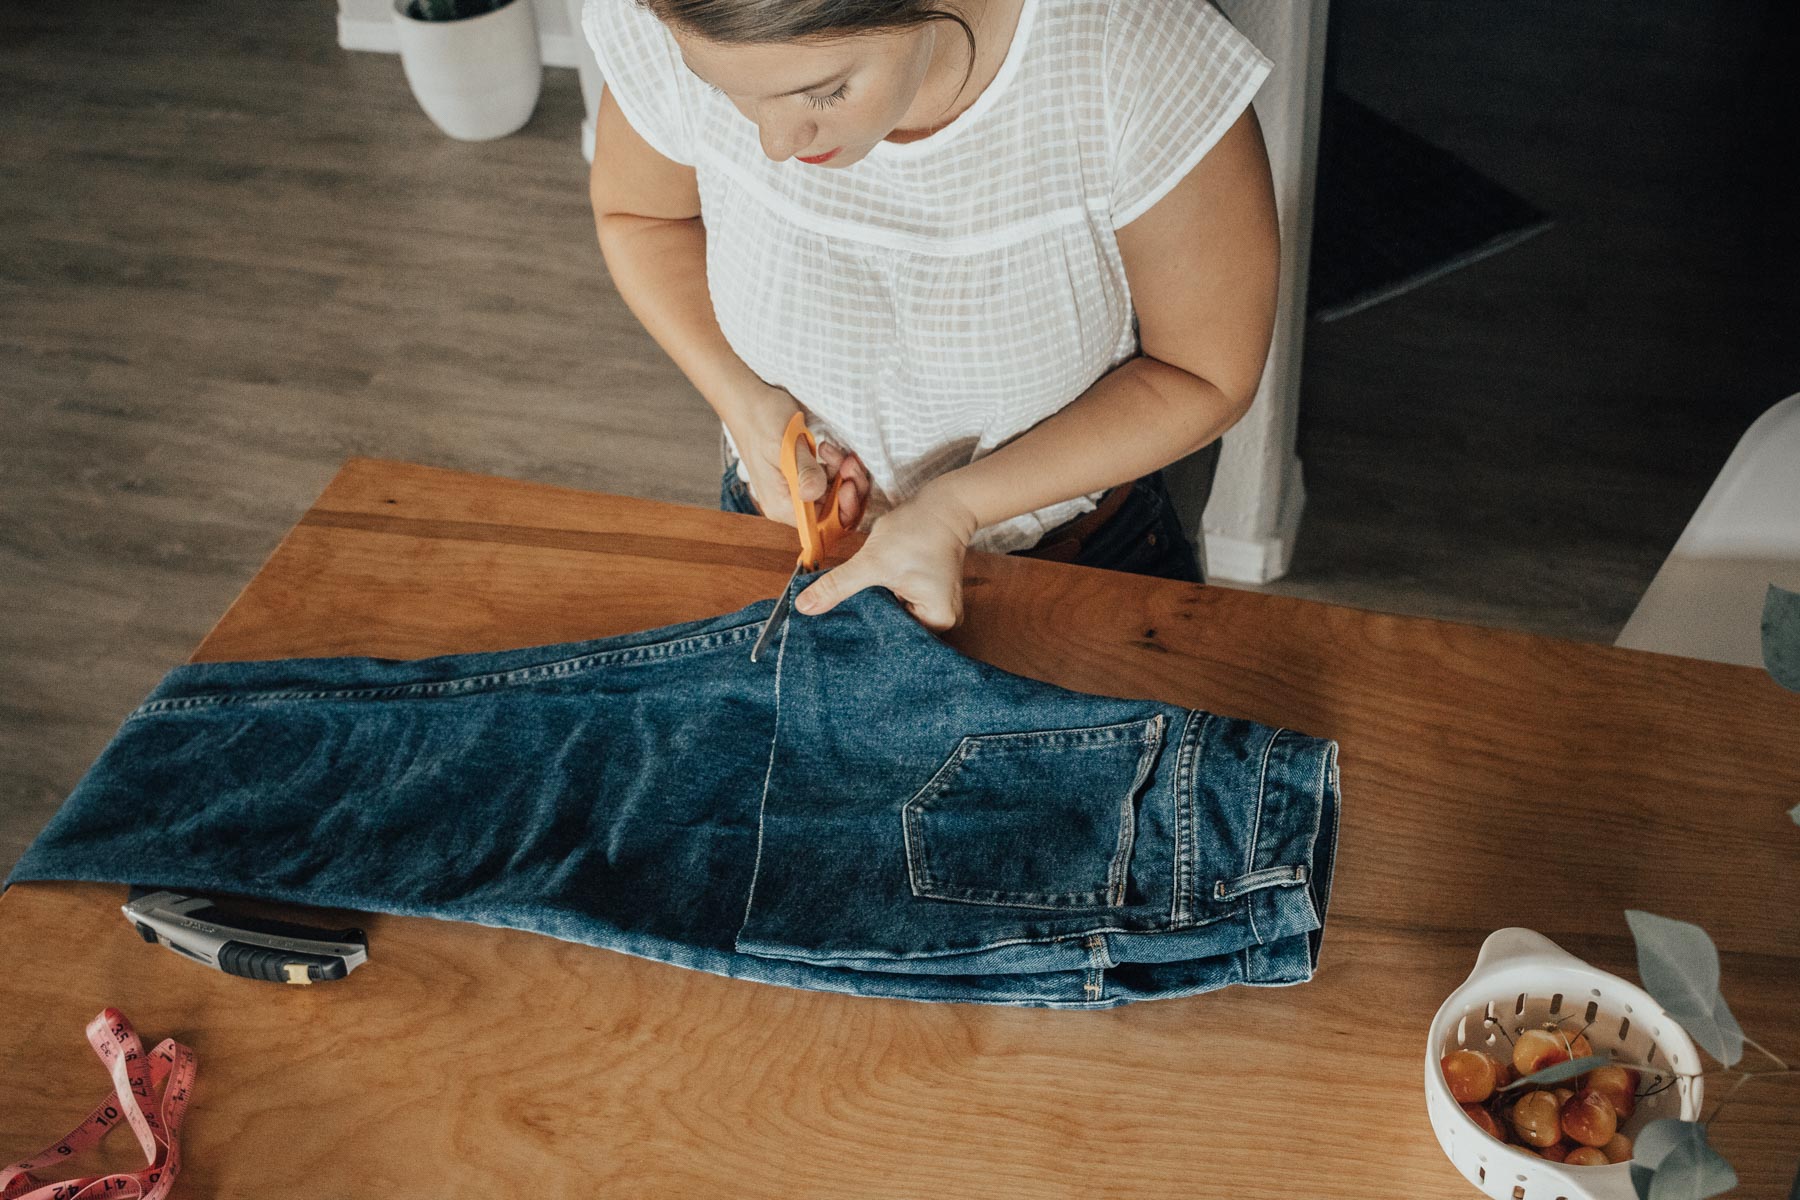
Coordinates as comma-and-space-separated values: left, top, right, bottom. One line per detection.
1442, 1049, 1500, 1103
1509, 1091, 1563, 1148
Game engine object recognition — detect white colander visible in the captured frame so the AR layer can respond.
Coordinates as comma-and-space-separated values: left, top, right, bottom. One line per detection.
1424, 927, 1705, 1200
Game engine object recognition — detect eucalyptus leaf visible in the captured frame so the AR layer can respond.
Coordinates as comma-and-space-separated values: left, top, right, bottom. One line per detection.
1630, 1120, 1738, 1200
1634, 1119, 1693, 1172
1764, 584, 1800, 692
1625, 910, 1745, 1066
1649, 1138, 1739, 1199
1790, 801, 1799, 827
1500, 1054, 1610, 1092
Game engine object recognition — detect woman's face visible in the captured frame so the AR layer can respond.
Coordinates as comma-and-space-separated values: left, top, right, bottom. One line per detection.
669, 22, 942, 168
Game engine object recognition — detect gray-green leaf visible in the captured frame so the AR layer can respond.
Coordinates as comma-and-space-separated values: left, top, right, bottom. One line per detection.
1500, 1054, 1611, 1092
1625, 910, 1745, 1066
1627, 1120, 1738, 1200
1765, 584, 1800, 692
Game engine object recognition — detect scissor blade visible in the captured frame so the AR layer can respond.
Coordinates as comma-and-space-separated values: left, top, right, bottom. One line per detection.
751, 562, 804, 662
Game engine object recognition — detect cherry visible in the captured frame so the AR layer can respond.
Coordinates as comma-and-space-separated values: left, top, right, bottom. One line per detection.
1561, 1030, 1594, 1058
1513, 1029, 1570, 1077
1560, 1090, 1618, 1148
1442, 1049, 1500, 1103
1509, 1090, 1563, 1148
1584, 1066, 1639, 1121
1461, 1103, 1505, 1142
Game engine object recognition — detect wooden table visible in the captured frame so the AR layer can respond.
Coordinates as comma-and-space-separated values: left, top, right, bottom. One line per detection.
4, 458, 1796, 1197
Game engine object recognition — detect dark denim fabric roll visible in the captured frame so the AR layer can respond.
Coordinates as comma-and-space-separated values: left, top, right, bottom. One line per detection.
9, 575, 1340, 1009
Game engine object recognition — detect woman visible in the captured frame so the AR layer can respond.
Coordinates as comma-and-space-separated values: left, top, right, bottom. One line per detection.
584, 0, 1278, 630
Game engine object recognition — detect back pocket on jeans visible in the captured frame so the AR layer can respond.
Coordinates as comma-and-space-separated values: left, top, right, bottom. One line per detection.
901, 714, 1166, 910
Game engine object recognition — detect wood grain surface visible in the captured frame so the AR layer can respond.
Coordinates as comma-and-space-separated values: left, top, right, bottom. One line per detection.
3, 458, 1796, 1198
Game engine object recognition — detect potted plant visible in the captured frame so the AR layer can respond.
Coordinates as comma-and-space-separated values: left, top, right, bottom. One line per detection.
392, 0, 542, 141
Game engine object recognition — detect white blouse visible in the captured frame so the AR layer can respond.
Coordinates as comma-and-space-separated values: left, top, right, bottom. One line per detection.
583, 0, 1270, 552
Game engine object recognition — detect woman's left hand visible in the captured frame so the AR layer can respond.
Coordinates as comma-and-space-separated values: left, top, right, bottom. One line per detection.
794, 484, 979, 632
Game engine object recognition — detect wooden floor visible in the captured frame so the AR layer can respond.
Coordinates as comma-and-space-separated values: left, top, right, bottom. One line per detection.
1, 0, 1793, 873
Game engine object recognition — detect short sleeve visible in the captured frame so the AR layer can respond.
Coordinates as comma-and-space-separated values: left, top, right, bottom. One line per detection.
1102, 0, 1273, 228
581, 0, 696, 166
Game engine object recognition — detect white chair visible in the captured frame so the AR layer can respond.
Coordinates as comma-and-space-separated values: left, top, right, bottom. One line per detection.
1615, 393, 1800, 666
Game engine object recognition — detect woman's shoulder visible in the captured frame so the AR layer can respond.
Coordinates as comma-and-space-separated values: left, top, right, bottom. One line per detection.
581, 0, 691, 92
582, 0, 665, 46
1091, 0, 1271, 228
581, 0, 699, 165
1097, 0, 1269, 91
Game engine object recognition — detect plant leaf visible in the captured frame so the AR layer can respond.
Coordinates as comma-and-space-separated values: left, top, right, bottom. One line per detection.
1500, 1054, 1611, 1092
1764, 585, 1800, 692
1632, 1122, 1672, 1200
1630, 1120, 1738, 1200
1790, 801, 1799, 827
1633, 1119, 1692, 1172
1625, 910, 1745, 1066
1649, 1135, 1738, 1199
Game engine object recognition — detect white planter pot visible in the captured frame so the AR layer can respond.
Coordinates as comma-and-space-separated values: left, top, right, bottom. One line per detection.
392, 0, 542, 141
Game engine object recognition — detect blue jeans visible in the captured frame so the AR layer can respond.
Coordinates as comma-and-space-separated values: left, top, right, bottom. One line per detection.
719, 462, 1209, 583
9, 580, 1339, 1008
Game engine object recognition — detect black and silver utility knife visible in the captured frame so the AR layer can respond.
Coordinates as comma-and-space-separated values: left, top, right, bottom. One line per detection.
122, 887, 369, 984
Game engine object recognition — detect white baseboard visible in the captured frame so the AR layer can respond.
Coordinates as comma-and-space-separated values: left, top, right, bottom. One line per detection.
338, 15, 584, 68
1203, 457, 1306, 584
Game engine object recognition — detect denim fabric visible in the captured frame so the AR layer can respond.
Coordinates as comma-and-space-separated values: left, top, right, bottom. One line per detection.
8, 578, 1340, 1009
719, 464, 1206, 584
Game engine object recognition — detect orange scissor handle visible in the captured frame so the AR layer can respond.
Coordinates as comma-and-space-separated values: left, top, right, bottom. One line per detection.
779, 411, 847, 569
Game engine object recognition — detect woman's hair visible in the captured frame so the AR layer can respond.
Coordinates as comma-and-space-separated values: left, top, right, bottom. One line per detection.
638, 0, 978, 96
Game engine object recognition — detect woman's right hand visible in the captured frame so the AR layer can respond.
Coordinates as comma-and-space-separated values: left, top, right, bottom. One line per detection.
726, 383, 870, 531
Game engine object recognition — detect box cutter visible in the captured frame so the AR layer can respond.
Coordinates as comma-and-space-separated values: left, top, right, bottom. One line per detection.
122, 887, 369, 985
750, 411, 849, 663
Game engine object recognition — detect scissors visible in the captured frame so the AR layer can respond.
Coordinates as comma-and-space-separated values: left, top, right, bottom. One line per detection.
750, 411, 848, 662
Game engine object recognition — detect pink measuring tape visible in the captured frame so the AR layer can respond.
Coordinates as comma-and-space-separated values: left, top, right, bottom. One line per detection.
1, 1009, 197, 1200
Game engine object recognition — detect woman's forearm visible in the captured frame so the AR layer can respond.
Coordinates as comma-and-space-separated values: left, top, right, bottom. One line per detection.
921, 355, 1253, 539
594, 213, 764, 426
